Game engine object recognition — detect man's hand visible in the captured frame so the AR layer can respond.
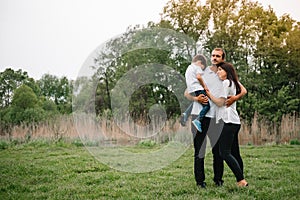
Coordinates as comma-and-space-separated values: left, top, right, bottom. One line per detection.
197, 94, 209, 105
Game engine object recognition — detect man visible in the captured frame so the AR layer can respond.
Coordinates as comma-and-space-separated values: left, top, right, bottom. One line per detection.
185, 48, 246, 188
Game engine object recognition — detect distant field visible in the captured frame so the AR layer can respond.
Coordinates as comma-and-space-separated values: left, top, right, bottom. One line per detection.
0, 141, 299, 199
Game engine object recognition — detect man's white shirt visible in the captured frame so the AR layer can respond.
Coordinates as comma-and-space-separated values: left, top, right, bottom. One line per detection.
191, 67, 226, 118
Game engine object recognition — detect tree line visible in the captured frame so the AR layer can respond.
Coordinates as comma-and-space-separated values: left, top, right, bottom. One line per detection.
1, 0, 299, 135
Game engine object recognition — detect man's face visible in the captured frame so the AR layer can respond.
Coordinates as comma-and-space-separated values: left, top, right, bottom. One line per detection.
211, 50, 224, 65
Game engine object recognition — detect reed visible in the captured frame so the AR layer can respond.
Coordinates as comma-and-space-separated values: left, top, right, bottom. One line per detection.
1, 113, 299, 145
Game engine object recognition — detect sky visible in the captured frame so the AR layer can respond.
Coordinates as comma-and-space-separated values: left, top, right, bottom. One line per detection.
0, 0, 299, 80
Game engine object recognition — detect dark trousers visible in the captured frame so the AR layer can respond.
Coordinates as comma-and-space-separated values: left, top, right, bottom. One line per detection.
191, 116, 224, 184
219, 122, 244, 182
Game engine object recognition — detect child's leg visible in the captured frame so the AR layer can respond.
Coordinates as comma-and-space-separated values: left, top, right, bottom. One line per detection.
194, 90, 210, 121
196, 103, 210, 121
185, 103, 193, 118
180, 103, 193, 126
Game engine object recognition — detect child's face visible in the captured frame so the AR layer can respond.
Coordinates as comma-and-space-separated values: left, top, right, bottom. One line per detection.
197, 61, 205, 69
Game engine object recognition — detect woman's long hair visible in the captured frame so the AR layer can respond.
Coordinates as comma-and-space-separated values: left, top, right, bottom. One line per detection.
217, 62, 241, 95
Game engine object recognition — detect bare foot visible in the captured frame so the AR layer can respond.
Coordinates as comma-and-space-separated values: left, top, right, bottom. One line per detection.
237, 179, 248, 187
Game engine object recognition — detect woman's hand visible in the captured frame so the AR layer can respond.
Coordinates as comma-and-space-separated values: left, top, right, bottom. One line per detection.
225, 95, 237, 107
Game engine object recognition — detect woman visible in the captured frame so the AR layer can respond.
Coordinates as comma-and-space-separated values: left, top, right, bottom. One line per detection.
207, 62, 248, 187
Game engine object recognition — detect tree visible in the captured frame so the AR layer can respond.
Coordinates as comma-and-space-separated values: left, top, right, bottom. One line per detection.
157, 0, 299, 126
160, 0, 211, 42
38, 74, 72, 114
87, 26, 194, 122
0, 68, 29, 108
12, 85, 38, 110
8, 84, 45, 125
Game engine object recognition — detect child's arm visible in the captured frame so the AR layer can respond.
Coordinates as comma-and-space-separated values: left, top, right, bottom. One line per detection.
196, 73, 209, 92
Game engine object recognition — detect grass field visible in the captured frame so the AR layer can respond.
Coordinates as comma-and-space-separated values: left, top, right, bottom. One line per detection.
0, 140, 299, 200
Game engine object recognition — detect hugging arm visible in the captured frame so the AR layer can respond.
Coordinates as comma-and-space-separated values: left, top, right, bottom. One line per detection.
184, 89, 209, 104
206, 90, 226, 107
226, 83, 247, 107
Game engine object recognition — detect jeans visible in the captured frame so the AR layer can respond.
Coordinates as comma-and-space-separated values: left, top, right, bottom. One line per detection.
183, 90, 210, 122
194, 90, 210, 122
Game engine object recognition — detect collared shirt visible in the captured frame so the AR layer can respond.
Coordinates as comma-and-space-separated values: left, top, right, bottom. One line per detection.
216, 79, 241, 124
191, 67, 226, 118
185, 63, 205, 93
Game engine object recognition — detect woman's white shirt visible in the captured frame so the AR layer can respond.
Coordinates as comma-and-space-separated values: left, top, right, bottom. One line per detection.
216, 79, 241, 124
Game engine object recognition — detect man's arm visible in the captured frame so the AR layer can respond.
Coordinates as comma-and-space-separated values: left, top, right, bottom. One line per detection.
226, 83, 247, 107
184, 90, 198, 102
184, 89, 209, 104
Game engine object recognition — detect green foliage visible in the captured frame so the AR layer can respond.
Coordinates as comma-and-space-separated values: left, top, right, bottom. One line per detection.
290, 139, 300, 145
71, 138, 85, 147
37, 74, 72, 114
0, 84, 60, 127
72, 76, 95, 113
160, 0, 211, 41
0, 140, 9, 150
1, 0, 299, 129
138, 139, 157, 147
157, 0, 299, 124
12, 85, 38, 110
0, 68, 29, 108
91, 27, 193, 121
8, 85, 44, 125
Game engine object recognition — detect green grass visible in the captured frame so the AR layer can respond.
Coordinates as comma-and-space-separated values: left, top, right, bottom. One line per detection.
0, 141, 299, 200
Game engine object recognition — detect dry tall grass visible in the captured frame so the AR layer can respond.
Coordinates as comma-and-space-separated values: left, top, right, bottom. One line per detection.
239, 113, 300, 145
1, 114, 299, 145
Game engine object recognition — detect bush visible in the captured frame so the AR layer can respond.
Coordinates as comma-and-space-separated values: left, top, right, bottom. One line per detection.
138, 139, 157, 147
72, 139, 84, 147
290, 139, 300, 145
0, 140, 9, 150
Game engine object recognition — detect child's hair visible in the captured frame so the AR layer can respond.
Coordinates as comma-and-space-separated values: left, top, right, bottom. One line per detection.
217, 62, 241, 94
192, 54, 207, 69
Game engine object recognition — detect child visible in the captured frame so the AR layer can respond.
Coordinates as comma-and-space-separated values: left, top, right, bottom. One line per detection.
181, 54, 210, 132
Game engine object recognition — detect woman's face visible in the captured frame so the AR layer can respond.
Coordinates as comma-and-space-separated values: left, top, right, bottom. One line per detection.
217, 67, 227, 80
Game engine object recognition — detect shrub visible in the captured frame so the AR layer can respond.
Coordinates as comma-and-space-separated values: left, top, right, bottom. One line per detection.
138, 139, 157, 147
290, 139, 300, 145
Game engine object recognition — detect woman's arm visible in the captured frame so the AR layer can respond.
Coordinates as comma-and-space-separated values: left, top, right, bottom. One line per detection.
206, 90, 226, 107
226, 82, 247, 107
